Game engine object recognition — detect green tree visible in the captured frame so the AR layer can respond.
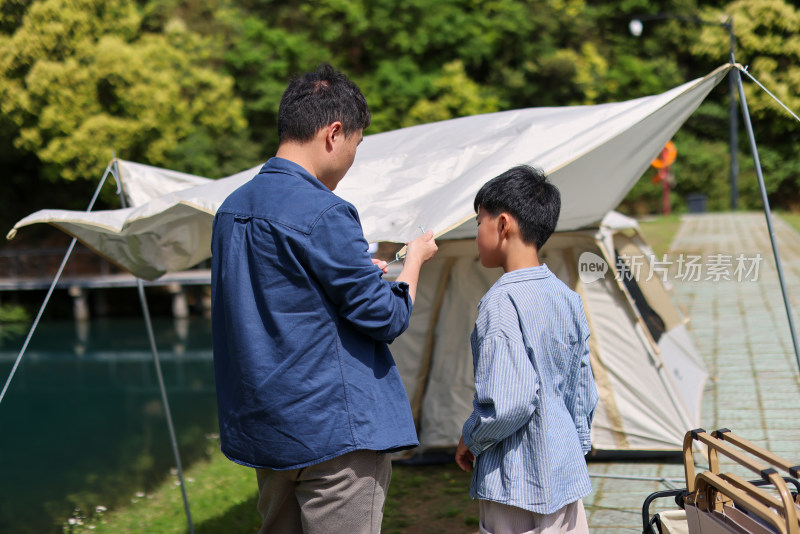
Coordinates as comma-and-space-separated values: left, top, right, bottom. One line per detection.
3, 0, 799, 232
220, 0, 669, 136
619, 0, 800, 214
217, 11, 327, 152
718, 0, 799, 207
403, 60, 501, 126
0, 0, 256, 202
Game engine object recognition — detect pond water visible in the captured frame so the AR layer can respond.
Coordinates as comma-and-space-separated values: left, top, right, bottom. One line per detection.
0, 317, 218, 534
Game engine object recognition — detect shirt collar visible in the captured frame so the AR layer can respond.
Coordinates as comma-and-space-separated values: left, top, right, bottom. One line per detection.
494, 264, 552, 286
258, 157, 330, 193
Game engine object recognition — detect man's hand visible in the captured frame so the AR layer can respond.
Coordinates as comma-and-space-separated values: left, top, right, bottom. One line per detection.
395, 230, 438, 304
404, 230, 438, 267
371, 258, 388, 274
455, 435, 475, 472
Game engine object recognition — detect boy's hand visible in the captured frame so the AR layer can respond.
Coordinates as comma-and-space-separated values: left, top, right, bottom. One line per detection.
455, 436, 474, 472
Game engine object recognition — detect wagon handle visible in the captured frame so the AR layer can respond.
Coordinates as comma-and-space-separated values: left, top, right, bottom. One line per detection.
691, 471, 798, 534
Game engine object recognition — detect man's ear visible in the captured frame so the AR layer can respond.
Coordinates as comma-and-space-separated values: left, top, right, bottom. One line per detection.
325, 121, 343, 152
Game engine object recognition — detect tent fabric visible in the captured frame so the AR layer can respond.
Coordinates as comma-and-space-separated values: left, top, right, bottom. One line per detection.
8, 65, 731, 280
391, 213, 708, 455
116, 160, 216, 208
7, 68, 721, 453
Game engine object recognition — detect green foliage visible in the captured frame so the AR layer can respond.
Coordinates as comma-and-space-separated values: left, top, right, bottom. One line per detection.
217, 11, 327, 150
693, 0, 800, 209
0, 303, 28, 323
2, 0, 799, 228
618, 0, 800, 216
0, 0, 32, 34
0, 0, 256, 220
620, 130, 729, 215
403, 60, 502, 126
0, 303, 29, 342
361, 57, 435, 133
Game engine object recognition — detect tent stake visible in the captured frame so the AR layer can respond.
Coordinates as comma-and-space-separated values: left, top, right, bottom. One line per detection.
113, 160, 195, 534
0, 163, 112, 407
734, 67, 800, 377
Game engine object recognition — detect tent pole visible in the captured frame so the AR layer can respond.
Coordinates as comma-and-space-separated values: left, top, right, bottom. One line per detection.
0, 163, 112, 407
113, 160, 195, 534
734, 68, 800, 376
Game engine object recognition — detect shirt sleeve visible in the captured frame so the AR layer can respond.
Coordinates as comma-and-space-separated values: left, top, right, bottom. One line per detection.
568, 314, 598, 454
462, 334, 539, 457
304, 202, 413, 342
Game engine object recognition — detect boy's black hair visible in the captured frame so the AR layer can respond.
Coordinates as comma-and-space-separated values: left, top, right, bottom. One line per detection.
473, 165, 561, 250
278, 63, 371, 143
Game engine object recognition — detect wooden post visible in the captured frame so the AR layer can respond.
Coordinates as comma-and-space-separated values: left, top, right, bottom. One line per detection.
68, 285, 90, 322
168, 283, 189, 319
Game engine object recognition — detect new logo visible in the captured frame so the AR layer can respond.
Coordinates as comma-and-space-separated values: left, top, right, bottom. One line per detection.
578, 252, 608, 284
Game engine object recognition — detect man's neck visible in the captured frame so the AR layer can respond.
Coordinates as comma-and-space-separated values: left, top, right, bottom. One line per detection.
275, 143, 320, 179
275, 140, 342, 191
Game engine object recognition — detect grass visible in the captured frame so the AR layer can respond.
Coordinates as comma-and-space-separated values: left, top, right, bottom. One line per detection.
777, 211, 800, 234
636, 214, 684, 257
636, 212, 800, 254
64, 436, 478, 534
382, 462, 478, 534
63, 437, 258, 533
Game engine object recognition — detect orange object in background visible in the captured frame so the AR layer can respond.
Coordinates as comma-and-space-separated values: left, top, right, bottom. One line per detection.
651, 141, 677, 215
651, 140, 677, 169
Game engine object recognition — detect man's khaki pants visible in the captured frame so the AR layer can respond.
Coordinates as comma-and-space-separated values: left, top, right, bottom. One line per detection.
256, 450, 391, 534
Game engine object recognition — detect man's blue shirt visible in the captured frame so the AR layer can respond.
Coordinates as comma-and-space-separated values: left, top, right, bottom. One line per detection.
211, 157, 419, 470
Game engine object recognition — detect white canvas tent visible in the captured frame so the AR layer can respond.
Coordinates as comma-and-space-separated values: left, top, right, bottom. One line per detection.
10, 65, 731, 279
393, 212, 707, 456
8, 65, 733, 453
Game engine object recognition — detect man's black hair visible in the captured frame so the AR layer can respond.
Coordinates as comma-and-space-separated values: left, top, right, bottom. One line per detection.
278, 63, 371, 143
473, 165, 561, 250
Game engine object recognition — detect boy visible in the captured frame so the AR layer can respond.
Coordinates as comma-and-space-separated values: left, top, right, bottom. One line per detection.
211, 64, 438, 534
455, 165, 598, 533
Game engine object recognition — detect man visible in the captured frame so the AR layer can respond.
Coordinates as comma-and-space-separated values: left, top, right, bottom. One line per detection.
211, 63, 438, 534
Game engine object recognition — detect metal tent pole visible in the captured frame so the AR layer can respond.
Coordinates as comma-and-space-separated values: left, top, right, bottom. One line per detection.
733, 68, 800, 376
112, 160, 195, 534
0, 163, 113, 407
727, 16, 739, 210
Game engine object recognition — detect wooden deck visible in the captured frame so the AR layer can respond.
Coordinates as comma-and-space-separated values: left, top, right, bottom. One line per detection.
0, 269, 211, 291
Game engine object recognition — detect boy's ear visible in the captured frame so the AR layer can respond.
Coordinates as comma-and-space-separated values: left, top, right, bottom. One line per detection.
498, 212, 510, 237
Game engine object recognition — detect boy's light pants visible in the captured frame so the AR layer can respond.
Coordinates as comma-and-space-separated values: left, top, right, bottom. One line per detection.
256, 449, 391, 534
479, 498, 589, 534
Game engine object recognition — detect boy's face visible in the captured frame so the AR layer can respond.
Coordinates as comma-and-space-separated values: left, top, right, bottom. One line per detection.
476, 207, 503, 269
